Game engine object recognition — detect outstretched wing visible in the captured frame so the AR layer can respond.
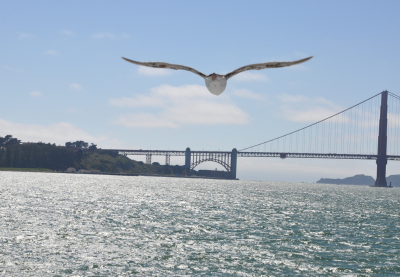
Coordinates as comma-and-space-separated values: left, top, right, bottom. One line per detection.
225, 56, 313, 80
122, 57, 206, 78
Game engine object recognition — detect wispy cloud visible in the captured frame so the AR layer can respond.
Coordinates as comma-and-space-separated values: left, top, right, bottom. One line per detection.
109, 84, 249, 128
279, 94, 310, 103
69, 83, 83, 90
279, 94, 342, 122
232, 88, 264, 100
45, 50, 59, 56
92, 32, 115, 39
91, 32, 129, 39
19, 33, 34, 39
62, 29, 74, 36
0, 118, 123, 148
282, 106, 340, 122
3, 66, 23, 72
230, 71, 269, 82
138, 66, 171, 76
29, 91, 43, 98
109, 95, 164, 108
115, 114, 180, 128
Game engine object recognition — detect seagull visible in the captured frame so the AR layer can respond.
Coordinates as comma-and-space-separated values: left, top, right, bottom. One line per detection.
122, 56, 313, 96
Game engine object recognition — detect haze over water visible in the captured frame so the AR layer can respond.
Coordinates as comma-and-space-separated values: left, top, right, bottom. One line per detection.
1, 172, 399, 276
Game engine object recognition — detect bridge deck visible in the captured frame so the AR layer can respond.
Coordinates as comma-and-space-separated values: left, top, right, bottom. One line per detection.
101, 149, 400, 161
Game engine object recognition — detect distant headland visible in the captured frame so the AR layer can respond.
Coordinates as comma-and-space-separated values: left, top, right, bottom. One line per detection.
317, 174, 400, 187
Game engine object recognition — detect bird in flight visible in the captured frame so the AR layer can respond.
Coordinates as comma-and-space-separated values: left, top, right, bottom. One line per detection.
122, 56, 313, 96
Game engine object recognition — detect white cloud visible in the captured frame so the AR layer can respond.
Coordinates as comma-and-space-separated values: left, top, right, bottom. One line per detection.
115, 114, 179, 128
0, 118, 123, 148
19, 33, 34, 39
138, 66, 171, 76
233, 89, 263, 100
109, 84, 249, 128
3, 66, 23, 72
29, 91, 43, 97
279, 94, 342, 122
230, 71, 269, 82
109, 95, 165, 108
45, 50, 59, 56
62, 29, 74, 36
279, 94, 314, 103
69, 83, 83, 90
281, 107, 340, 122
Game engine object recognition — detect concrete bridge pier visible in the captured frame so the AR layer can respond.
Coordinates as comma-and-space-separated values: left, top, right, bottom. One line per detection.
375, 157, 387, 186
231, 148, 237, 179
185, 147, 191, 169
374, 90, 388, 187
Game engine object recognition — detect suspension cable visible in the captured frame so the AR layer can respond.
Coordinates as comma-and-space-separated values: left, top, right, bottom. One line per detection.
240, 92, 383, 152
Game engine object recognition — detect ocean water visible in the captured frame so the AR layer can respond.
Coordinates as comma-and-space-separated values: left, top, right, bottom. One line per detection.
0, 172, 399, 276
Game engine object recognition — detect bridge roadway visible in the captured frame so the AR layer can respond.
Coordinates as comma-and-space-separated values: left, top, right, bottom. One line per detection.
100, 148, 400, 179
101, 148, 400, 160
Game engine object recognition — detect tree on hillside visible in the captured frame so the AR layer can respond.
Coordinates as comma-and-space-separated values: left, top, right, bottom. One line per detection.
65, 142, 74, 148
88, 143, 97, 151
76, 141, 89, 149
0, 142, 76, 170
0, 135, 21, 147
65, 140, 89, 149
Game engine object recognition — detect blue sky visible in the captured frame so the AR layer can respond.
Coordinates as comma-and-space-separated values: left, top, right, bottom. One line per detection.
2, 0, 400, 181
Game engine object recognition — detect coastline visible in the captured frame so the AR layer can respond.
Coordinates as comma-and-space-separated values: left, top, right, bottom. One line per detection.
0, 168, 236, 180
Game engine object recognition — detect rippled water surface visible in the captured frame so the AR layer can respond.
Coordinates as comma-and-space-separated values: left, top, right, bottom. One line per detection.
1, 172, 399, 276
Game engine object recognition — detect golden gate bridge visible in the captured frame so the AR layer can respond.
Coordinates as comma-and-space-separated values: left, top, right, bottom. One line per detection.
104, 90, 400, 187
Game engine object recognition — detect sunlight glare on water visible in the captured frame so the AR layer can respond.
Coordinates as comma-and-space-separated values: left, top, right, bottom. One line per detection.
0, 172, 399, 276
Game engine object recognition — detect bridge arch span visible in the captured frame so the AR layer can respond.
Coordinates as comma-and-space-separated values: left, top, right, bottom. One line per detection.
189, 151, 233, 173
190, 158, 231, 171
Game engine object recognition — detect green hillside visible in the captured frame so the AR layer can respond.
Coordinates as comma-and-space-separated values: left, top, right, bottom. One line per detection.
0, 135, 188, 175
78, 150, 187, 175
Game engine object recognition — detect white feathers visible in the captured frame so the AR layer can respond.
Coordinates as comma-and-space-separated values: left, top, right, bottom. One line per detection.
205, 75, 227, 96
